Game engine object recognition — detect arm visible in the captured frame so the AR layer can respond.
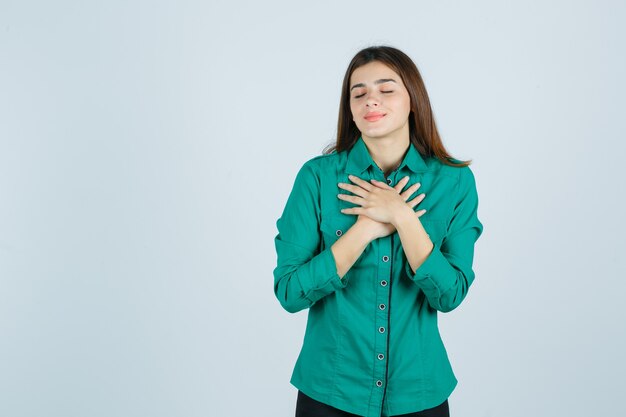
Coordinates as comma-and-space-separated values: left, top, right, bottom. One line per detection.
395, 166, 484, 312
331, 224, 373, 279
273, 162, 371, 313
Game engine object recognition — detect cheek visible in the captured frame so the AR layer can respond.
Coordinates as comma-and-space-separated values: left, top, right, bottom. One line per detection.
395, 95, 411, 115
349, 104, 359, 119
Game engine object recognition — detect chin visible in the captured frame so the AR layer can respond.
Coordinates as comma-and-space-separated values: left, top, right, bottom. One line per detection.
362, 129, 392, 139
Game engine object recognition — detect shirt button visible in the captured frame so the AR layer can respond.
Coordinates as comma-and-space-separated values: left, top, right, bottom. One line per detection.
382, 255, 389, 262
378, 326, 385, 333
379, 303, 386, 310
386, 178, 392, 185
335, 229, 343, 237
378, 353, 385, 360
376, 380, 383, 387
380, 280, 387, 287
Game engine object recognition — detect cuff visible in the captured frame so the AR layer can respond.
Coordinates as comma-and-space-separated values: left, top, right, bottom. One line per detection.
299, 246, 348, 303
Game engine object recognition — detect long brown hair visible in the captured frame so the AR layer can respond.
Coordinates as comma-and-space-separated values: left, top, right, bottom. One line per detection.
322, 45, 471, 167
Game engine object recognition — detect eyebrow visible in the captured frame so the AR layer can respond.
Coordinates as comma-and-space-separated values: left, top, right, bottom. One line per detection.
350, 78, 397, 91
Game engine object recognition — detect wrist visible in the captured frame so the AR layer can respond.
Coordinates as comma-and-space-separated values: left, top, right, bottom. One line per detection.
392, 205, 417, 229
351, 219, 378, 244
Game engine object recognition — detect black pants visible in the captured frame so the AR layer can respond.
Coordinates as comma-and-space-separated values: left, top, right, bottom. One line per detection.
295, 390, 450, 417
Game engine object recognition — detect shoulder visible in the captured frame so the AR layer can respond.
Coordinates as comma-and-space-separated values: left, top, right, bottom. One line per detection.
296, 150, 343, 181
304, 150, 342, 168
431, 157, 477, 187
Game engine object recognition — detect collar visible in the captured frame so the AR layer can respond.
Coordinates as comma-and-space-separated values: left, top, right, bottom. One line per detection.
345, 136, 429, 175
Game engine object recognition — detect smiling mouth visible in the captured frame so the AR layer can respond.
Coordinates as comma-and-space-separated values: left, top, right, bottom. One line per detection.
364, 114, 386, 122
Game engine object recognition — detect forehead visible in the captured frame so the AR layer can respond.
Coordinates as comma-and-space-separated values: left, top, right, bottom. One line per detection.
350, 61, 401, 85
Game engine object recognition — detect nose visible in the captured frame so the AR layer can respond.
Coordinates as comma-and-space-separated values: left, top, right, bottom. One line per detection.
366, 100, 378, 108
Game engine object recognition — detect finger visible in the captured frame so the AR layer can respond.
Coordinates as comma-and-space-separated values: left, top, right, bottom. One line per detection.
337, 193, 367, 207
400, 188, 413, 201
338, 182, 369, 198
393, 176, 410, 192
407, 182, 421, 193
407, 193, 426, 205
348, 174, 375, 191
414, 209, 427, 217
340, 206, 363, 215
401, 184, 422, 201
370, 179, 393, 189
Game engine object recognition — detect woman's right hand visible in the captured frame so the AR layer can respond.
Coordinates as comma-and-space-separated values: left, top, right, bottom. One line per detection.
354, 176, 427, 241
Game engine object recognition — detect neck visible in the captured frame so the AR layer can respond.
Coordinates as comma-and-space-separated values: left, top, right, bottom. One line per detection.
362, 130, 410, 176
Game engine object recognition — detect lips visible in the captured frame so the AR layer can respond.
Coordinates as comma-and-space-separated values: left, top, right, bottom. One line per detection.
364, 112, 386, 122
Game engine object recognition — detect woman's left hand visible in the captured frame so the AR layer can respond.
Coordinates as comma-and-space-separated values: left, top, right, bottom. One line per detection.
338, 174, 425, 225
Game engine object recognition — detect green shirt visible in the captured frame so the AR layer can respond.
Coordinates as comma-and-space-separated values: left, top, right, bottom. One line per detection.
273, 136, 484, 417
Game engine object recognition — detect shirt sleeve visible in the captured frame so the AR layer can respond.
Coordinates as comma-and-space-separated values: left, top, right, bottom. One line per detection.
404, 166, 484, 312
273, 161, 348, 313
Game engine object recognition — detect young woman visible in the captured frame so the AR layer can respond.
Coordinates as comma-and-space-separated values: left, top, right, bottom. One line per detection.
273, 45, 484, 417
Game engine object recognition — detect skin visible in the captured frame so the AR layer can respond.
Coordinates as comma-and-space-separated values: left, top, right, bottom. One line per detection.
330, 61, 435, 279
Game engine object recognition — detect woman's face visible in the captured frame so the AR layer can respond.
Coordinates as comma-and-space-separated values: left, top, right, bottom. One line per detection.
349, 61, 411, 141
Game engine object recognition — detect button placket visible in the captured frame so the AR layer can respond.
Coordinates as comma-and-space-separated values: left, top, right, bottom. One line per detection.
375, 233, 392, 400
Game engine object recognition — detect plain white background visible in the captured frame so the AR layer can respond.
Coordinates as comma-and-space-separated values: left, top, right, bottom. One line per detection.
1, 1, 625, 416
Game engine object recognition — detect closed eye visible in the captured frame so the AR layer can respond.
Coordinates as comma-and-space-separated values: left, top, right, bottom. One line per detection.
353, 91, 394, 99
